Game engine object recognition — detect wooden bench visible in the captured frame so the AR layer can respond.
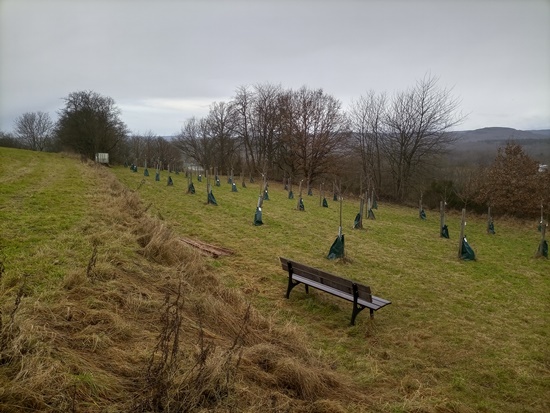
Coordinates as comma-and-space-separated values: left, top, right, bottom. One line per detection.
280, 257, 391, 325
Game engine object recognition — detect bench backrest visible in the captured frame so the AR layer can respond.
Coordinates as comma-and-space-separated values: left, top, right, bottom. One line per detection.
280, 257, 372, 303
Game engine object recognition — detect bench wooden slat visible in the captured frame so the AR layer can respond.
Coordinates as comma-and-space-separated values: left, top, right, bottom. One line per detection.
292, 274, 356, 302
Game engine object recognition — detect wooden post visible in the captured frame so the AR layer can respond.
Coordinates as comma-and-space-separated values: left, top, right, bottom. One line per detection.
371, 188, 375, 207
440, 201, 445, 235
539, 201, 544, 232
458, 208, 466, 258
419, 192, 423, 218
358, 196, 364, 229
206, 173, 210, 204
339, 195, 343, 237
257, 175, 265, 210
297, 180, 303, 210
366, 188, 372, 219
535, 221, 547, 258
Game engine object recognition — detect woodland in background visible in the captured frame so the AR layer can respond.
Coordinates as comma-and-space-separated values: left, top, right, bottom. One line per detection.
1, 77, 549, 219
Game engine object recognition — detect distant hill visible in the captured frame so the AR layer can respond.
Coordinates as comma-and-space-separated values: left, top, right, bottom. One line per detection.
447, 127, 550, 165
454, 127, 550, 142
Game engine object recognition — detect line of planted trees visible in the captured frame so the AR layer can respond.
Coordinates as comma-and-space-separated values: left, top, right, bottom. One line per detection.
3, 80, 548, 217
174, 75, 465, 203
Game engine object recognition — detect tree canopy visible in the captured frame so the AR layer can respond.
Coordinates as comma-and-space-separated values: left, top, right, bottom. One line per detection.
475, 143, 550, 218
55, 90, 128, 161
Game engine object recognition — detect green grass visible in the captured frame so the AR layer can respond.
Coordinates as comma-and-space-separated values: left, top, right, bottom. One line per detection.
113, 166, 549, 413
1, 148, 548, 412
0, 149, 95, 293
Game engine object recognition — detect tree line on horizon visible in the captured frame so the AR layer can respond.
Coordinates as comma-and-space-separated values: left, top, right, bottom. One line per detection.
1, 77, 548, 219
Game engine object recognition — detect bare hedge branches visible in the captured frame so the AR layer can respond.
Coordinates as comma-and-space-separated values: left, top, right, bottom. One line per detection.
14, 111, 54, 151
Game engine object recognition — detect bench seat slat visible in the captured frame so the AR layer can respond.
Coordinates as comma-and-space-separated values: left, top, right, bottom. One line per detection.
291, 274, 355, 302
292, 273, 390, 311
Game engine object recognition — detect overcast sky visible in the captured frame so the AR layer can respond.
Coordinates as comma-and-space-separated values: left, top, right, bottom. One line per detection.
1, 0, 549, 136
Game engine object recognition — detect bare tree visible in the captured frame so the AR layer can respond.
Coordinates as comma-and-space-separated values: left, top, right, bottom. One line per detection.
253, 83, 282, 176
232, 83, 283, 178
207, 101, 238, 174
347, 91, 387, 190
279, 87, 348, 186
232, 86, 257, 174
175, 117, 216, 171
128, 134, 145, 164
14, 111, 54, 151
383, 75, 464, 201
0, 130, 22, 149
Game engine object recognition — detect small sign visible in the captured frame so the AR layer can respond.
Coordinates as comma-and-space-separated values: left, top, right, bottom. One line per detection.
95, 153, 109, 164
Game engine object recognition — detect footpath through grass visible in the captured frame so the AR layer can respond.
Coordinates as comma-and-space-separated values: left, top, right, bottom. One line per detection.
0, 149, 93, 293
113, 166, 549, 413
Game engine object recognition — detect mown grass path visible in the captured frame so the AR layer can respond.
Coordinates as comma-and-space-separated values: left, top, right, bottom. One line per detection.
0, 149, 93, 292
114, 167, 549, 413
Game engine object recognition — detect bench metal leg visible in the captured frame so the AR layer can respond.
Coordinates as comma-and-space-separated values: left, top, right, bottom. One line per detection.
350, 305, 366, 326
285, 262, 302, 298
285, 278, 308, 298
286, 277, 301, 298
350, 283, 366, 325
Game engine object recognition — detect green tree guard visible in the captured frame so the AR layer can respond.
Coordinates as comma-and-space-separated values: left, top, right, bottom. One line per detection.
328, 235, 345, 260
253, 207, 263, 226
207, 190, 217, 205
460, 236, 476, 260
354, 213, 362, 229
420, 209, 427, 220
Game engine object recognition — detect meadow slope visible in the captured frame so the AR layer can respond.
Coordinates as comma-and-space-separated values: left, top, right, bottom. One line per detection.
0, 148, 548, 412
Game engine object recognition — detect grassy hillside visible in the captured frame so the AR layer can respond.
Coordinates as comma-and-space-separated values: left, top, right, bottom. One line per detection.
1, 148, 548, 412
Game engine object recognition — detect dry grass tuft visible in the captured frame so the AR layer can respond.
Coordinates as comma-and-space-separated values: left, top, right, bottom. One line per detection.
135, 217, 203, 268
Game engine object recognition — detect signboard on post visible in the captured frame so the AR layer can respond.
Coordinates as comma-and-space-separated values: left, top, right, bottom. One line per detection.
95, 153, 109, 164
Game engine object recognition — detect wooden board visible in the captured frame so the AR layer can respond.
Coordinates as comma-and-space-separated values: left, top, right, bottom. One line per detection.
180, 237, 234, 258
